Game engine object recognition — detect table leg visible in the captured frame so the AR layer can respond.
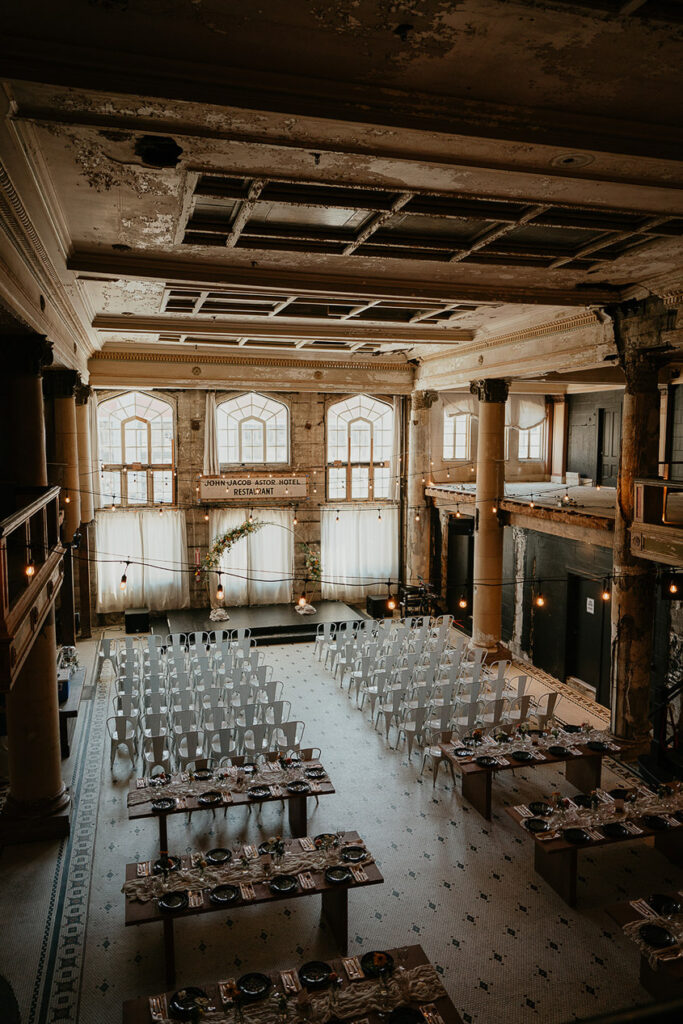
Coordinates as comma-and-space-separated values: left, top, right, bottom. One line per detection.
321, 888, 349, 954
565, 755, 601, 793
534, 843, 578, 906
158, 814, 169, 855
288, 796, 307, 838
59, 715, 69, 758
654, 828, 683, 865
163, 918, 176, 987
461, 770, 492, 820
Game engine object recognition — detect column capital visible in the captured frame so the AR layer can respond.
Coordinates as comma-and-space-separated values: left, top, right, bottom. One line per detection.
74, 382, 92, 405
43, 368, 81, 399
604, 297, 677, 395
469, 378, 510, 404
2, 334, 53, 375
411, 389, 439, 411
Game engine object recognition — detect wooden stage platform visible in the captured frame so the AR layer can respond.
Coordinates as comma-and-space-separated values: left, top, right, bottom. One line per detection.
159, 600, 366, 645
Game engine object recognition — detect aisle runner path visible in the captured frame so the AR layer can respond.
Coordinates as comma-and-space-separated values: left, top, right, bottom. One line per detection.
74, 638, 677, 1024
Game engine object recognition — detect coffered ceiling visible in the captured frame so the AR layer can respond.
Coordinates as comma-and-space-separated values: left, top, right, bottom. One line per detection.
0, 1, 681, 381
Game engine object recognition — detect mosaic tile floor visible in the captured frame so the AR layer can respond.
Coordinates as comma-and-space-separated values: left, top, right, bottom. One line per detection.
2, 633, 680, 1024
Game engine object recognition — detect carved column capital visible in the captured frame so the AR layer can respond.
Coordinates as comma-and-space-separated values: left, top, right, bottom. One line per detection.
411, 389, 439, 411
74, 382, 92, 405
43, 369, 81, 399
3, 334, 53, 375
469, 378, 510, 404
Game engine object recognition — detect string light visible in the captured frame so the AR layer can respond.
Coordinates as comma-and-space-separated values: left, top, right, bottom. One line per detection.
458, 593, 467, 610
378, 509, 382, 522
248, 510, 254, 524
535, 586, 545, 608
415, 510, 420, 522
529, 496, 535, 509
158, 505, 164, 516
293, 509, 298, 526
387, 579, 396, 612
25, 559, 35, 578
120, 560, 130, 591
601, 579, 611, 601
336, 510, 340, 522
492, 503, 498, 514
669, 578, 679, 596
455, 507, 461, 518
203, 512, 209, 522
298, 578, 308, 608
216, 575, 224, 601
64, 494, 70, 504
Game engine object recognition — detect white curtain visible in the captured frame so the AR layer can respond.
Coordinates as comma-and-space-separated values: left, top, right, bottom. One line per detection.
209, 509, 293, 606
441, 391, 478, 417
203, 391, 220, 475
506, 394, 547, 429
96, 509, 190, 612
89, 394, 101, 510
321, 507, 398, 602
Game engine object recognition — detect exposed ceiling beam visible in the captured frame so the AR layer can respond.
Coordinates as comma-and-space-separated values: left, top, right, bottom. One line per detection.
450, 204, 550, 263
226, 178, 265, 247
91, 313, 475, 344
548, 214, 670, 269
68, 251, 617, 306
342, 192, 413, 256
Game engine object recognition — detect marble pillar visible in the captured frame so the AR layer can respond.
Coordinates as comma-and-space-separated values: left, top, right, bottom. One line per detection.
406, 390, 437, 586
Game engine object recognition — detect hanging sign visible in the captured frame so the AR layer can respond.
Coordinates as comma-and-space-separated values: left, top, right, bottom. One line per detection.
586, 597, 595, 614
199, 474, 308, 501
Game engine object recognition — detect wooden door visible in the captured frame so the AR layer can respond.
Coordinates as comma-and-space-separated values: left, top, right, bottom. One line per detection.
598, 408, 621, 486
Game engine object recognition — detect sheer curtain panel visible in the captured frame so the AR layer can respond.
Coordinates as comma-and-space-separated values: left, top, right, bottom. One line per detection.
96, 510, 189, 612
321, 507, 398, 602
208, 509, 293, 606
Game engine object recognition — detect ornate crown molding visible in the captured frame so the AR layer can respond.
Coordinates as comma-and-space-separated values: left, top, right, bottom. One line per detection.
89, 348, 414, 374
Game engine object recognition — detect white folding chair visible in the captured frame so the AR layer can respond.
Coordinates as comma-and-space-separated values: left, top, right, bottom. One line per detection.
532, 691, 561, 730
271, 720, 305, 753
395, 705, 429, 759
177, 730, 207, 771
107, 716, 138, 769
142, 735, 172, 775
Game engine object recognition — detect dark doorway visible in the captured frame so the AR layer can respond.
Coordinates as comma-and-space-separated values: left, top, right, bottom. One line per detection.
447, 517, 473, 633
597, 407, 621, 486
566, 574, 611, 707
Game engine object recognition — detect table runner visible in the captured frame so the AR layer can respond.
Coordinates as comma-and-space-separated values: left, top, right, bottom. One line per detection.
154, 963, 446, 1024
128, 764, 325, 808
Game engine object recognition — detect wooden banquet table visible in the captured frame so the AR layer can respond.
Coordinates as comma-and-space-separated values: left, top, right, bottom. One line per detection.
440, 736, 622, 821
508, 802, 683, 907
121, 943, 464, 1024
606, 892, 683, 1001
127, 761, 336, 854
124, 831, 383, 985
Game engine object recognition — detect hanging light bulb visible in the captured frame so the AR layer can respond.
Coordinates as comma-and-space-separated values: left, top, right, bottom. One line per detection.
159, 505, 164, 516
670, 578, 679, 596
415, 510, 420, 522
336, 510, 340, 522
203, 511, 209, 522
455, 507, 461, 518
120, 561, 129, 591
458, 593, 467, 610
529, 497, 535, 509
216, 575, 224, 601
535, 588, 545, 608
562, 490, 570, 503
248, 510, 254, 524
298, 592, 307, 608
378, 509, 382, 522
492, 503, 498, 514
602, 579, 611, 601
25, 560, 35, 578
293, 509, 298, 526
64, 494, 70, 504
446, 467, 450, 478
386, 579, 396, 611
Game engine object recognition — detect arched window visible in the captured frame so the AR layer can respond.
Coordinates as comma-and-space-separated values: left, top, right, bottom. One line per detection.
216, 393, 289, 465
98, 391, 174, 506
327, 395, 393, 500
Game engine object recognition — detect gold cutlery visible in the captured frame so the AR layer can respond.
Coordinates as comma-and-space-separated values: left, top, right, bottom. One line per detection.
342, 956, 364, 980
350, 865, 368, 882
136, 777, 147, 789
188, 890, 204, 907
219, 979, 236, 1005
148, 993, 168, 1021
240, 882, 255, 900
243, 844, 258, 859
421, 1004, 445, 1024
299, 837, 315, 851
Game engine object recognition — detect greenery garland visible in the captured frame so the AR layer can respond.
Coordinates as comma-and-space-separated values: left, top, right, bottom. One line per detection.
301, 541, 322, 582
197, 518, 265, 578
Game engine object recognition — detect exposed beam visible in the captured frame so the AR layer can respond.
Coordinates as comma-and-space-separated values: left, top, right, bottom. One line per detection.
68, 251, 620, 306
548, 214, 671, 269
226, 178, 265, 247
450, 205, 550, 263
91, 313, 475, 344
340, 300, 382, 319
269, 296, 297, 316
342, 192, 413, 256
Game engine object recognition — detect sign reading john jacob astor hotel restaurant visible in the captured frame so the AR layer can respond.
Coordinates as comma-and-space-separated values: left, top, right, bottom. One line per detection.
199, 475, 309, 501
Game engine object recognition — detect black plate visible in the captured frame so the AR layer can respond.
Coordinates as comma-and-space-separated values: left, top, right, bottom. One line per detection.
639, 923, 677, 949
647, 893, 682, 916
573, 794, 593, 809
258, 838, 283, 855
198, 790, 223, 807
524, 817, 550, 834
511, 749, 534, 763
193, 768, 213, 781
643, 814, 673, 831
236, 973, 271, 1001
547, 746, 569, 758
242, 763, 258, 774
151, 797, 176, 812
341, 845, 366, 863
601, 822, 629, 839
298, 961, 332, 990
158, 890, 189, 913
562, 724, 581, 734
209, 883, 239, 906
609, 788, 629, 801
475, 755, 497, 768
529, 801, 553, 817
148, 774, 170, 786
269, 874, 298, 895
206, 847, 232, 865
286, 781, 311, 795
247, 785, 270, 800
563, 828, 592, 845
169, 986, 210, 1021
314, 833, 338, 846
451, 748, 472, 758
360, 950, 394, 977
325, 866, 352, 885
153, 855, 180, 874
586, 740, 609, 753
388, 1008, 424, 1024
305, 767, 327, 779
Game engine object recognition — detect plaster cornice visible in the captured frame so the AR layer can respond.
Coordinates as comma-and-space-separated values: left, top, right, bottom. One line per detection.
421, 312, 601, 363
89, 348, 414, 374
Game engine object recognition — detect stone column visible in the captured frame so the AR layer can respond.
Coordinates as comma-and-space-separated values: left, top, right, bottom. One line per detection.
607, 301, 667, 746
45, 369, 82, 541
470, 379, 509, 650
406, 390, 437, 586
75, 384, 93, 638
1, 336, 70, 832
549, 396, 568, 483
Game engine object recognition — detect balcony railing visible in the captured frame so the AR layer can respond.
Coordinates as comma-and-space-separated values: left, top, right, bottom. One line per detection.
631, 478, 683, 568
0, 486, 64, 690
